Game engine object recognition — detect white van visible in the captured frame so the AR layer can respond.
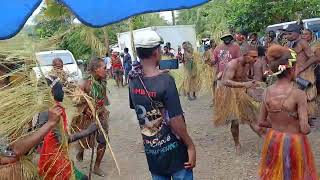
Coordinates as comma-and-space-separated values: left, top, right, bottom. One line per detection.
33, 50, 83, 82
266, 18, 320, 39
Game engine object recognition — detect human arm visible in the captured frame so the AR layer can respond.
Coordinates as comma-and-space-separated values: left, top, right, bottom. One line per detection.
297, 91, 310, 134
258, 99, 271, 128
68, 122, 98, 143
169, 115, 196, 169
297, 41, 320, 74
223, 63, 256, 88
262, 60, 269, 79
164, 76, 196, 169
10, 107, 62, 157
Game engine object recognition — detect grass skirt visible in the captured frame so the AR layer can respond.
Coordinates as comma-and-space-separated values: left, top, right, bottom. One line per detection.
259, 129, 318, 180
72, 108, 109, 149
0, 158, 38, 180
297, 66, 317, 116
213, 85, 259, 126
181, 60, 201, 94
0, 162, 23, 180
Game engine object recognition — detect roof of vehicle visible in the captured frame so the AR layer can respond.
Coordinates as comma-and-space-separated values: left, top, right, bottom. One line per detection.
35, 50, 72, 56
267, 18, 320, 28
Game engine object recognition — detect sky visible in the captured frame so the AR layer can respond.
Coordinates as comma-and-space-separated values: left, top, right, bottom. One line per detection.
159, 11, 174, 23
26, 2, 43, 25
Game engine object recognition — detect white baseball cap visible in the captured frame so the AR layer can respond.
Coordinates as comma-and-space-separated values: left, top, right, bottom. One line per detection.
134, 30, 164, 48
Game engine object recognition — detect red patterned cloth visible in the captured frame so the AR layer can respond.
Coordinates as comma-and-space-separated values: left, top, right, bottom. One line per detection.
38, 103, 73, 180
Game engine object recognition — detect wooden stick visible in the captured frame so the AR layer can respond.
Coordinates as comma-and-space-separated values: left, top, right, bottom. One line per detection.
83, 94, 121, 175
88, 132, 96, 180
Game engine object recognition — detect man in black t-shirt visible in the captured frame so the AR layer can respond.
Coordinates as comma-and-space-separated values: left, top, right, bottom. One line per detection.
129, 30, 196, 180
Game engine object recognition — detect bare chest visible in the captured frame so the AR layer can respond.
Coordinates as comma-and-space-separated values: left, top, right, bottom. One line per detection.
234, 65, 248, 81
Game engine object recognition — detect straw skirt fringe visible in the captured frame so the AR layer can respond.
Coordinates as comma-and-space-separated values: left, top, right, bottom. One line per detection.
213, 85, 259, 126
297, 66, 317, 116
0, 159, 38, 180
72, 109, 109, 149
259, 129, 318, 180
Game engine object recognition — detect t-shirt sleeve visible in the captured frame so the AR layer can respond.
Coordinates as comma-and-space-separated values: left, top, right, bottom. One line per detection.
163, 76, 184, 118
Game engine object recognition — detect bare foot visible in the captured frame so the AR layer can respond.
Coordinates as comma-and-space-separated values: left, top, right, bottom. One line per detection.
235, 144, 241, 155
76, 151, 84, 162
93, 167, 105, 177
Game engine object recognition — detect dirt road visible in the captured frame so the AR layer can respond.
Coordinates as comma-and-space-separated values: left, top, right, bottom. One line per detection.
74, 84, 320, 180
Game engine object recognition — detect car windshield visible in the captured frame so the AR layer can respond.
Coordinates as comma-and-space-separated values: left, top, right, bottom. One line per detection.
307, 21, 320, 32
36, 53, 74, 66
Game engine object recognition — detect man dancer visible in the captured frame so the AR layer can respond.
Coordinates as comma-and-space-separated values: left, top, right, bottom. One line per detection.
253, 46, 268, 82
214, 46, 262, 154
284, 24, 319, 118
302, 29, 320, 97
74, 58, 110, 177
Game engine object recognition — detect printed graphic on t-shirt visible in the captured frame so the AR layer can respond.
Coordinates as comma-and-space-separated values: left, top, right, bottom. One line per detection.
218, 49, 233, 63
135, 105, 164, 137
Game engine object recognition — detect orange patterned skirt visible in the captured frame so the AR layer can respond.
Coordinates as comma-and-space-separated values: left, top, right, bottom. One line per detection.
259, 129, 318, 180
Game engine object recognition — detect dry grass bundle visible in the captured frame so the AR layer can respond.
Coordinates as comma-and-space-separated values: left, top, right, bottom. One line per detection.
0, 71, 53, 140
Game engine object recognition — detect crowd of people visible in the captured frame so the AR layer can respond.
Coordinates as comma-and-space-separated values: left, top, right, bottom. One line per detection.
205, 23, 320, 179
1, 21, 320, 180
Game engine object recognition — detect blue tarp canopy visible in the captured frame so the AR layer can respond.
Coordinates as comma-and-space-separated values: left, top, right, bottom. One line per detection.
0, 0, 208, 40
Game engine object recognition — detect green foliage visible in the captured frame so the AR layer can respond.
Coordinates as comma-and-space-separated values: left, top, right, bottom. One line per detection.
178, 0, 320, 37
177, 0, 229, 41
226, 0, 320, 33
58, 27, 92, 60
35, 20, 66, 38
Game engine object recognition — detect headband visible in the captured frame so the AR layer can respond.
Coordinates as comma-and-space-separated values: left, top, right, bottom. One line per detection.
45, 76, 61, 89
270, 49, 297, 76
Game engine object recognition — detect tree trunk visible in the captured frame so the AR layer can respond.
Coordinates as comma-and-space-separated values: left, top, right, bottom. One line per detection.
171, 11, 176, 25
103, 27, 110, 55
129, 18, 137, 61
